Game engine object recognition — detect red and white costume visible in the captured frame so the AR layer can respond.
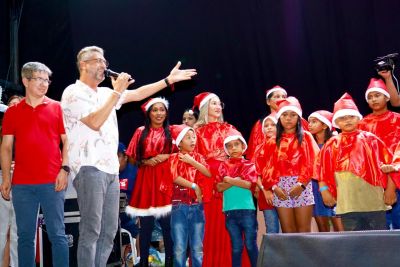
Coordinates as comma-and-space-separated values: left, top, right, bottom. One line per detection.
358, 78, 400, 153
125, 126, 173, 218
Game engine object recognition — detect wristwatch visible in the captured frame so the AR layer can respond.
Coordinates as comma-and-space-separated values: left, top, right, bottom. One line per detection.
61, 165, 70, 174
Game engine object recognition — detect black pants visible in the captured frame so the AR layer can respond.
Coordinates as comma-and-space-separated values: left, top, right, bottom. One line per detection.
139, 215, 173, 267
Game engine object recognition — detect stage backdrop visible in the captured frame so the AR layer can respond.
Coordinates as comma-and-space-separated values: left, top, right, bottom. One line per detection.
1, 0, 400, 143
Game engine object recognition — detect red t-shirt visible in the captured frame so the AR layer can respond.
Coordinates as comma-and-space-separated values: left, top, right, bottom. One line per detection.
2, 97, 66, 184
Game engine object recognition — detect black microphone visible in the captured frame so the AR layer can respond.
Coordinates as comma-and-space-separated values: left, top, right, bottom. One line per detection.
104, 69, 133, 81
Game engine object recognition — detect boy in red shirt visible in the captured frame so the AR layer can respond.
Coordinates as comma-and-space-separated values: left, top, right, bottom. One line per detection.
317, 93, 397, 231
168, 124, 211, 267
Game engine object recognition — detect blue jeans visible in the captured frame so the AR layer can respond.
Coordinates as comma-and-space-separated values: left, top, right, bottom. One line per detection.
12, 183, 68, 267
386, 189, 400, 229
262, 209, 280, 233
225, 209, 258, 267
341, 211, 387, 231
171, 203, 205, 267
73, 166, 120, 267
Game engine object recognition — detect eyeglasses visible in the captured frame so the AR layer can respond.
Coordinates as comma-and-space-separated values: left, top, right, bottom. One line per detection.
83, 58, 109, 67
28, 77, 52, 85
210, 101, 225, 109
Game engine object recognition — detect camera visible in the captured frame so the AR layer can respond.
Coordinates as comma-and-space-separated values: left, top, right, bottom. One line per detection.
374, 53, 398, 72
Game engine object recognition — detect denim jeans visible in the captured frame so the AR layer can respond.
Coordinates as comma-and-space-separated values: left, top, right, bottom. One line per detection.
341, 211, 387, 231
12, 183, 68, 267
171, 203, 205, 267
225, 209, 258, 267
386, 189, 400, 229
262, 209, 280, 233
73, 166, 120, 267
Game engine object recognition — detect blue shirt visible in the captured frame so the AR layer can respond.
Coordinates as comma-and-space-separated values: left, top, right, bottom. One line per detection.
119, 163, 138, 202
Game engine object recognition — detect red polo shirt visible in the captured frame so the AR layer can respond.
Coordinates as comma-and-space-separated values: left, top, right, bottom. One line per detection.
2, 97, 66, 184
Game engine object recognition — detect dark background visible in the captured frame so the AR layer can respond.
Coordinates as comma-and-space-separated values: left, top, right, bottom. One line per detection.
1, 0, 400, 144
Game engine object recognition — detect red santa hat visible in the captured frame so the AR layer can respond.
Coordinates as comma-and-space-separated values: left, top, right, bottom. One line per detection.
308, 110, 333, 130
141, 97, 169, 114
332, 93, 363, 128
365, 78, 390, 101
261, 112, 277, 134
192, 92, 218, 110
265, 85, 287, 99
170, 124, 194, 148
276, 96, 302, 119
223, 129, 248, 155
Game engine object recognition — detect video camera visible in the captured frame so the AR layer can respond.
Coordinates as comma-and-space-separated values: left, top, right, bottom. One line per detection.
374, 53, 398, 72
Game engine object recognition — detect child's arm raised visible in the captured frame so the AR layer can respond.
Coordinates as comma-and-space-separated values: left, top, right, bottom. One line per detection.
179, 153, 211, 177
174, 176, 203, 203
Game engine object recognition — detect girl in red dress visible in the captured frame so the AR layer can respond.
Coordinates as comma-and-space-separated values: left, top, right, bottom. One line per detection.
126, 97, 174, 267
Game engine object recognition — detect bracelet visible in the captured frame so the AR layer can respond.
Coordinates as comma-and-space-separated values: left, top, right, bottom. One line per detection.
164, 78, 171, 87
112, 91, 121, 97
271, 185, 277, 191
191, 183, 197, 190
319, 186, 329, 192
259, 185, 264, 190
297, 182, 306, 190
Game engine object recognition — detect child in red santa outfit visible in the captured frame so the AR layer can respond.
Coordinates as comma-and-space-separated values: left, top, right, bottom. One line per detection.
216, 129, 258, 267
358, 78, 400, 230
317, 93, 397, 231
125, 97, 174, 267
168, 124, 211, 267
258, 97, 318, 233
308, 110, 343, 232
253, 113, 280, 234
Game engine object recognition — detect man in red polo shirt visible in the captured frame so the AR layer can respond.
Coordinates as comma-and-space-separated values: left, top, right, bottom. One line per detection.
0, 62, 69, 267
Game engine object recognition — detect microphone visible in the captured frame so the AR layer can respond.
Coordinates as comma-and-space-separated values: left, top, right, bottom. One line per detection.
104, 69, 133, 81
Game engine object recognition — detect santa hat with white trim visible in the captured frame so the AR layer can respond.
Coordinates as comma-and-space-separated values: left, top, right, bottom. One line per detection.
141, 97, 169, 114
365, 78, 390, 102
276, 96, 302, 119
192, 92, 218, 110
266, 85, 287, 99
170, 124, 194, 148
308, 110, 333, 130
223, 128, 248, 155
332, 93, 363, 128
261, 112, 278, 134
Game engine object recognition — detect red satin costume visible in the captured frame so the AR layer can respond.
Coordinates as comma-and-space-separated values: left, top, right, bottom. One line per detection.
195, 122, 240, 267
125, 126, 173, 217
316, 130, 398, 198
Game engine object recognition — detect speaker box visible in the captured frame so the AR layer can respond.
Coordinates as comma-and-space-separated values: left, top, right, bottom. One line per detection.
257, 230, 400, 267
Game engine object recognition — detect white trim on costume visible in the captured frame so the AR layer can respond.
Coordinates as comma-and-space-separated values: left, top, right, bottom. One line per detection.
332, 109, 363, 128
125, 205, 172, 218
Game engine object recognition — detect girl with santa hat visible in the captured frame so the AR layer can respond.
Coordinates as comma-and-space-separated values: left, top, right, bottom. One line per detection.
253, 113, 280, 234
308, 110, 343, 232
125, 97, 174, 267
258, 97, 319, 233
247, 85, 287, 161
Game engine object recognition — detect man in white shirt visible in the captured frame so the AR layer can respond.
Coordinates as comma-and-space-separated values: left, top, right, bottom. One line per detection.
61, 46, 196, 267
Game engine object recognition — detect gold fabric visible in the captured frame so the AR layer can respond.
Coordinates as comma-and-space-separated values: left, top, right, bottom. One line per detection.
335, 171, 386, 214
